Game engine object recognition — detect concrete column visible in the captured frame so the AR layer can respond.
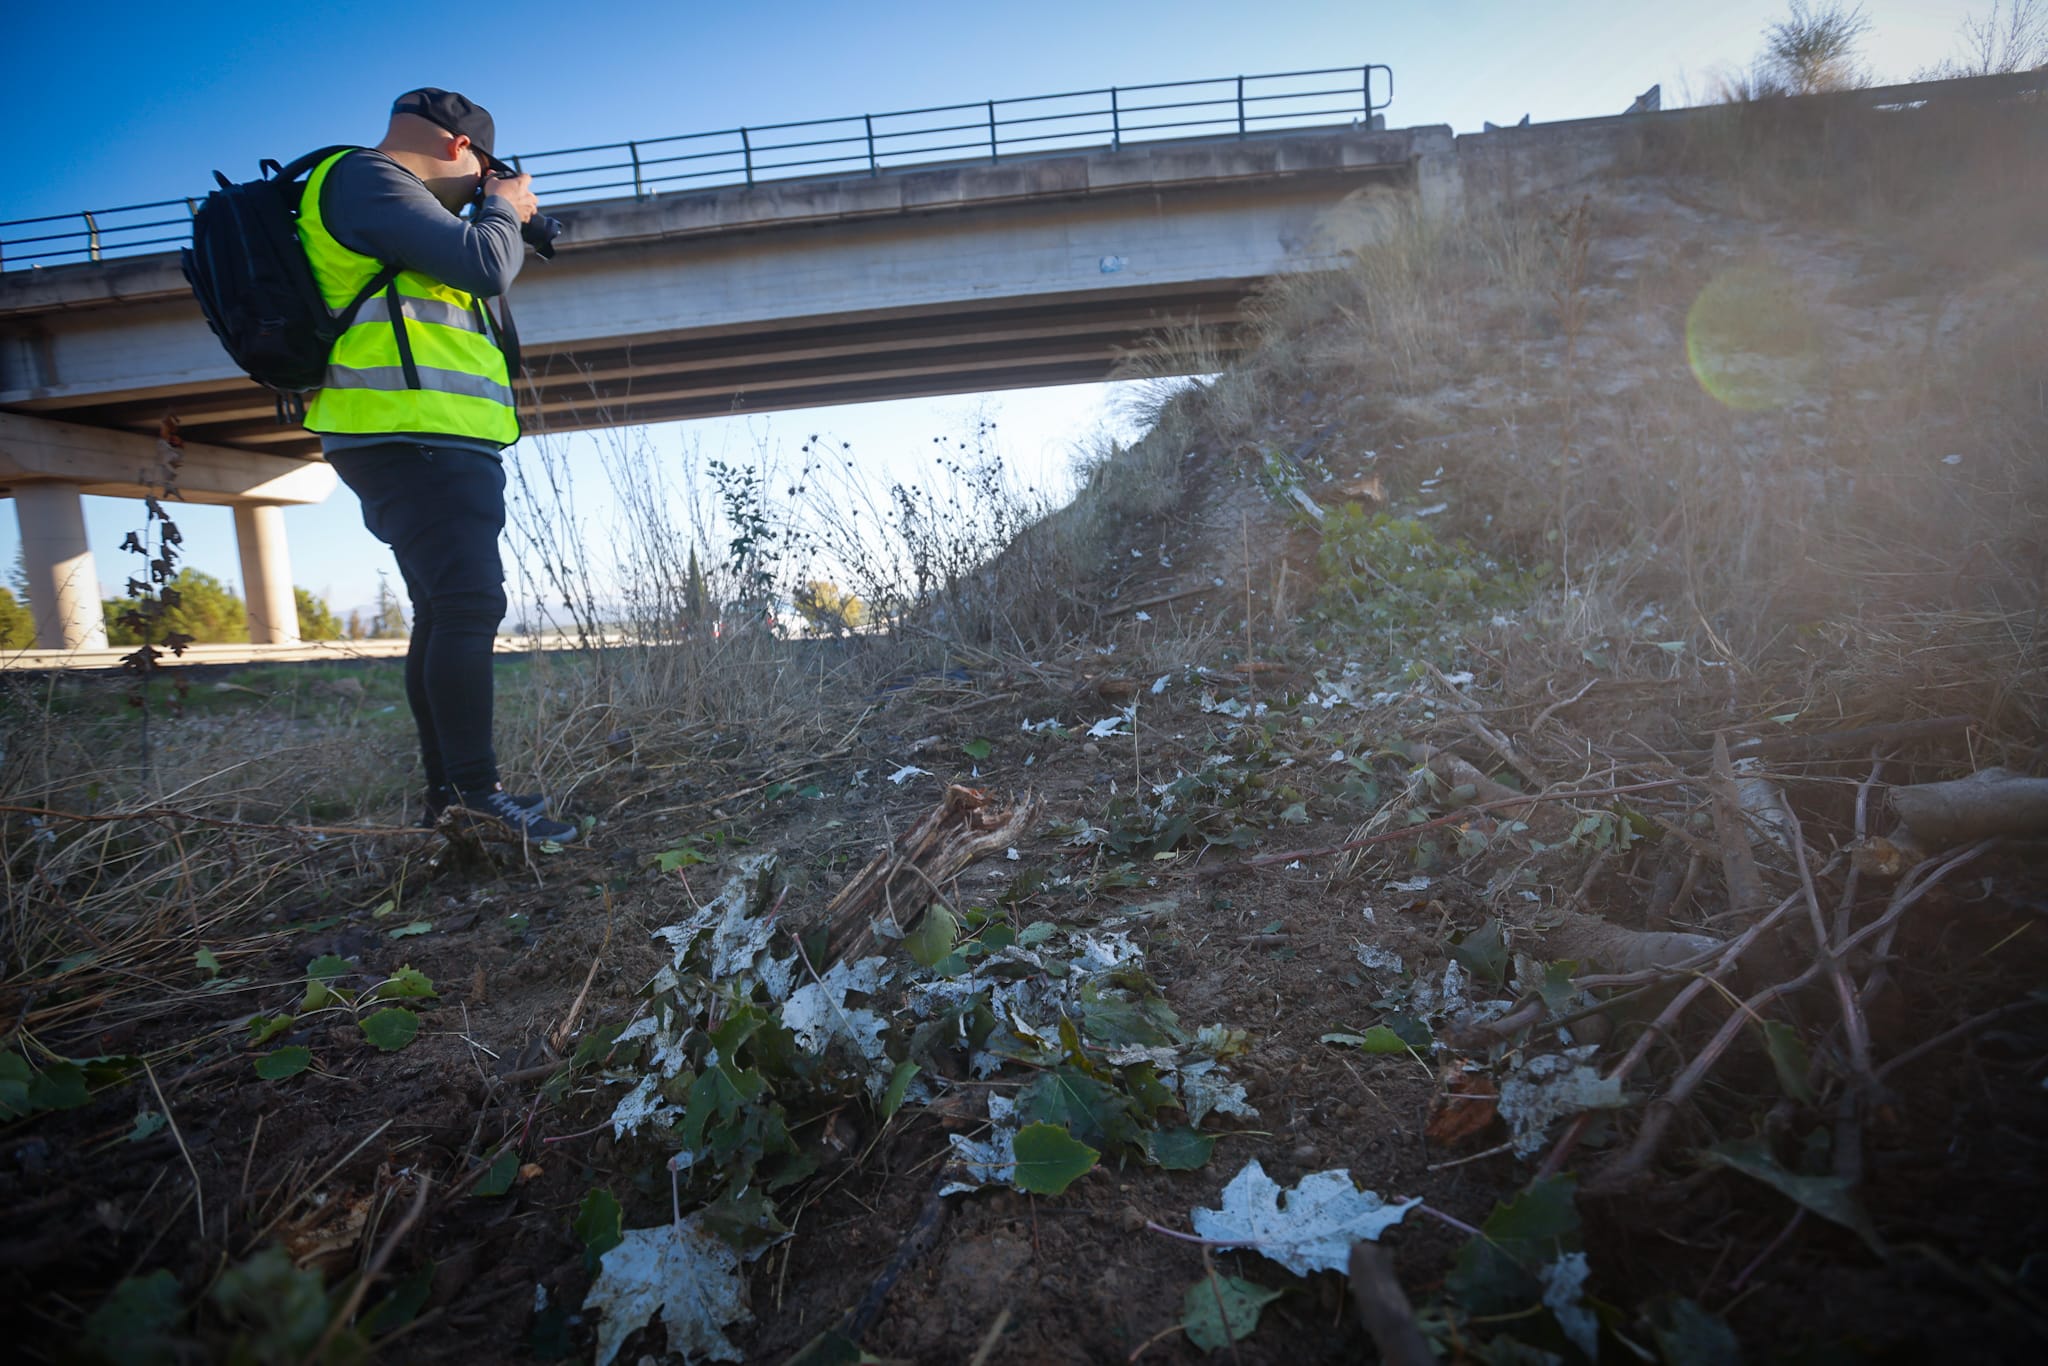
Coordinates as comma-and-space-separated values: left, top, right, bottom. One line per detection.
233, 503, 300, 645
14, 483, 110, 650
1410, 126, 1466, 221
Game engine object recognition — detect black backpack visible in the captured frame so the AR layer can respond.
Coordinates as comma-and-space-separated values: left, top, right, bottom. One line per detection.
181, 145, 399, 419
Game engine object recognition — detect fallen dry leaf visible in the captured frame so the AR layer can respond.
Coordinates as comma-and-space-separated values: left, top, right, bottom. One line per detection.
1426, 1063, 1500, 1148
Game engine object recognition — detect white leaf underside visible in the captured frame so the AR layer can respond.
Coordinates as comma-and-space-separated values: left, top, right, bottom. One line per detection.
1191, 1159, 1417, 1276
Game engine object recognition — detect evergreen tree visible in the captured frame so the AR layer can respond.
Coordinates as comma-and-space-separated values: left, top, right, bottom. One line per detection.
102, 569, 248, 645
295, 588, 343, 641
0, 586, 35, 648
369, 576, 409, 638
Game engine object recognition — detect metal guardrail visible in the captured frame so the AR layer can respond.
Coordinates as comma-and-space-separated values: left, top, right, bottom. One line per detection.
0, 65, 1392, 272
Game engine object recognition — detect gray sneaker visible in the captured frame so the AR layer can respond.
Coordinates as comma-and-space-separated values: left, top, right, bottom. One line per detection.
451, 785, 581, 843
426, 785, 542, 825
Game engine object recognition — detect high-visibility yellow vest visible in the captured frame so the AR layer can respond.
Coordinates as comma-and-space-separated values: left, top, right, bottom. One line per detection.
298, 150, 519, 444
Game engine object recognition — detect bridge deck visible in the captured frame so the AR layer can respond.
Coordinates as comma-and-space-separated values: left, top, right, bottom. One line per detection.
0, 125, 1432, 457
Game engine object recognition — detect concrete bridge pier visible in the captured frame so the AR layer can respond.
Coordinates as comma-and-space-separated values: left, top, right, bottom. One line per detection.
1, 412, 335, 652
13, 482, 109, 650
232, 503, 299, 645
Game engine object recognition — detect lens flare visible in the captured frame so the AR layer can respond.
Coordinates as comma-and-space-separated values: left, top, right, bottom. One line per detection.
1685, 265, 1821, 411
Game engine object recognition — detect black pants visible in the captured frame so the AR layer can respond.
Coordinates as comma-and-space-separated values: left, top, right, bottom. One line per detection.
327, 442, 508, 794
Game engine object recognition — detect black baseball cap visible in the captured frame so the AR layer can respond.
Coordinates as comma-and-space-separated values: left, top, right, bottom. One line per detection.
392, 88, 516, 175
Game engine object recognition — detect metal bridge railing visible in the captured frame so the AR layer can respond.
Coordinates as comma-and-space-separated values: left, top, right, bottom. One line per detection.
0, 65, 1391, 272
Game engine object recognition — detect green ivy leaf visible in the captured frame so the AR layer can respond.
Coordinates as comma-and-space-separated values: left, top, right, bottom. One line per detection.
1643, 1295, 1741, 1365
1450, 919, 1510, 985
1446, 1175, 1581, 1316
962, 738, 994, 761
904, 905, 959, 969
28, 1061, 90, 1111
881, 1061, 921, 1120
126, 1110, 169, 1143
655, 846, 708, 872
1145, 1125, 1218, 1170
1181, 1274, 1282, 1352
83, 1269, 185, 1366
0, 1053, 33, 1119
570, 1023, 625, 1069
361, 1259, 436, 1338
306, 954, 353, 980
1700, 1139, 1882, 1253
472, 1148, 520, 1198
374, 967, 438, 1001
247, 1018, 291, 1054
255, 1046, 313, 1081
385, 920, 433, 940
359, 1007, 420, 1053
194, 947, 223, 978
1011, 1122, 1098, 1195
573, 1188, 624, 1268
1760, 1022, 1815, 1105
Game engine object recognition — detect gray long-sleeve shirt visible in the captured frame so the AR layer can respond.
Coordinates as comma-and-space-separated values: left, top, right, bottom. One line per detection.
316, 149, 525, 456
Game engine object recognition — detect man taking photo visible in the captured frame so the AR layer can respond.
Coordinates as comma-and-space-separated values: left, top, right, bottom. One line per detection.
299, 88, 578, 843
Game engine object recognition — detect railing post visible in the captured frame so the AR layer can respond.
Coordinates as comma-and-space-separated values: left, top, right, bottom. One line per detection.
630, 140, 644, 198
1111, 87, 1120, 149
865, 114, 877, 174
986, 101, 998, 162
741, 127, 754, 185
83, 211, 101, 262
1237, 75, 1246, 137
1362, 66, 1370, 119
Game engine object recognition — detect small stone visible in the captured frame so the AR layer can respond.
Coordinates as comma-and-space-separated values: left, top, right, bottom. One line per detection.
1082, 742, 1102, 757
1118, 1205, 1148, 1232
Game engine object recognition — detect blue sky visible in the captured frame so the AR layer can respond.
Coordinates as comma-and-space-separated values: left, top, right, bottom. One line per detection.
1, 0, 1991, 617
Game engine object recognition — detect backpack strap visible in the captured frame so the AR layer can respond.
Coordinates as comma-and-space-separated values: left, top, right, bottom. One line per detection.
276, 144, 363, 184
382, 281, 424, 391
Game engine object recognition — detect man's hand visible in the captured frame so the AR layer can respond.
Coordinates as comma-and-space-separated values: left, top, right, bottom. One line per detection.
482, 173, 538, 224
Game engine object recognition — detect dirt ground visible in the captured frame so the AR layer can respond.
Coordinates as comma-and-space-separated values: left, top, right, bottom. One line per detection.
6, 650, 2046, 1363
8, 97, 2048, 1365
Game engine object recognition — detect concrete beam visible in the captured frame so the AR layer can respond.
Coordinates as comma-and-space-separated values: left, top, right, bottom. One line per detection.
0, 410, 335, 505
13, 483, 108, 650
233, 504, 299, 645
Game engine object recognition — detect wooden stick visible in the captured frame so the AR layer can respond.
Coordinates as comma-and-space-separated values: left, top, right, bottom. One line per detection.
0, 802, 426, 838
1229, 778, 1693, 870
1346, 1243, 1434, 1366
1708, 735, 1768, 919
143, 1059, 205, 1243
299, 1174, 430, 1366
1605, 715, 1975, 766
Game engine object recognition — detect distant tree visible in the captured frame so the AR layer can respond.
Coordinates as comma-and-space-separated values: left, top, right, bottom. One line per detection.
0, 586, 35, 648
345, 609, 366, 640
1920, 0, 2048, 76
793, 579, 866, 634
103, 569, 248, 645
369, 576, 409, 639
1763, 1, 1872, 94
681, 546, 712, 634
295, 587, 343, 641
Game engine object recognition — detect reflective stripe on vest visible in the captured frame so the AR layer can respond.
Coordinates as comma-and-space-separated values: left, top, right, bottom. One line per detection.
296, 150, 519, 445
324, 363, 515, 406
351, 293, 488, 336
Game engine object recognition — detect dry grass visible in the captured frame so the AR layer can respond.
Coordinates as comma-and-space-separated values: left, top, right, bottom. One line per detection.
1110, 91, 2048, 748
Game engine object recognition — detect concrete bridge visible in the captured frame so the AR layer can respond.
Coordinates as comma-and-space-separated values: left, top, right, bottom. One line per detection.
2, 113, 1446, 650
13, 67, 2024, 654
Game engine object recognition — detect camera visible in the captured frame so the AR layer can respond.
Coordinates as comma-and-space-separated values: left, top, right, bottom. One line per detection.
522, 212, 564, 260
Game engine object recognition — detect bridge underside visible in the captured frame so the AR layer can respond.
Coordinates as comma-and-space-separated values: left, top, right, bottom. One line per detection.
18, 281, 1255, 457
